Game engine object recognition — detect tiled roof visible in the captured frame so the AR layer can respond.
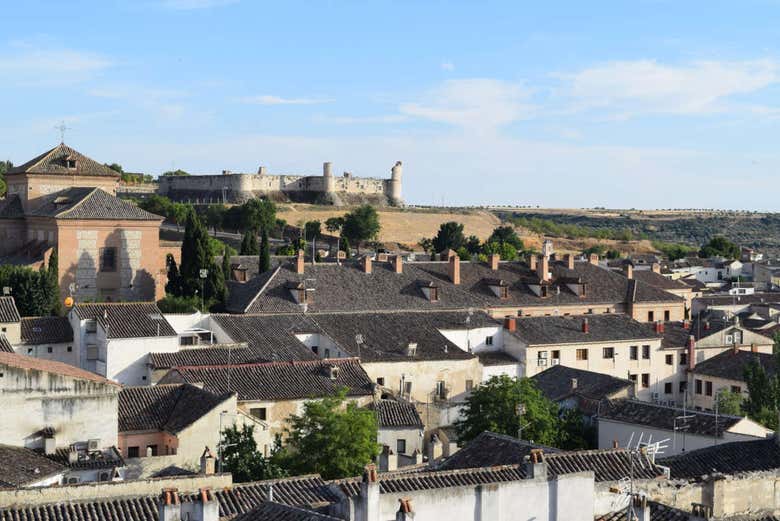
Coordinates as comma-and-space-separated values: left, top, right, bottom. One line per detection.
0, 444, 66, 487
437, 431, 559, 472
118, 384, 232, 434
511, 314, 661, 346
150, 465, 197, 478
0, 297, 20, 323
232, 502, 341, 521
695, 292, 780, 307
149, 343, 251, 369
475, 350, 520, 366
693, 349, 776, 381
20, 316, 73, 345
597, 399, 744, 437
531, 365, 634, 403
596, 501, 690, 521
626, 270, 690, 291
369, 399, 423, 428
73, 302, 177, 339
0, 195, 24, 220
659, 437, 780, 481
0, 351, 117, 385
159, 358, 374, 402
7, 143, 120, 178
216, 475, 340, 513
29, 188, 162, 220
48, 447, 124, 470
0, 334, 13, 353
211, 314, 321, 362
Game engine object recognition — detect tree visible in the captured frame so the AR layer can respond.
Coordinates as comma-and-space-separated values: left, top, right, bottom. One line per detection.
418, 237, 434, 259
241, 198, 277, 233
304, 220, 322, 241
220, 424, 287, 483
259, 228, 271, 273
700, 236, 740, 259
715, 389, 743, 416
455, 376, 560, 446
325, 217, 344, 234
105, 163, 124, 174
465, 235, 482, 255
161, 169, 190, 176
605, 249, 621, 260
482, 240, 518, 261
431, 221, 465, 253
487, 225, 524, 250
0, 265, 52, 316
165, 254, 183, 296
240, 230, 259, 255
743, 357, 778, 428
46, 249, 62, 316
205, 204, 226, 237
558, 408, 593, 450
178, 209, 226, 309
582, 245, 606, 257
0, 160, 12, 196
222, 245, 232, 282
341, 205, 380, 254
273, 388, 380, 480
171, 203, 190, 231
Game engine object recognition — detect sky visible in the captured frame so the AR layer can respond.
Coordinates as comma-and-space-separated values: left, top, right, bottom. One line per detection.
1, 1, 780, 210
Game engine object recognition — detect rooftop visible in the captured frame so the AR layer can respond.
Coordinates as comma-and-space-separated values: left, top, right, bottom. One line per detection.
0, 351, 117, 386
660, 437, 780, 481
0, 334, 13, 353
73, 302, 177, 339
512, 313, 661, 346
0, 297, 20, 323
20, 316, 73, 345
232, 502, 341, 521
693, 349, 776, 382
7, 143, 120, 178
29, 187, 162, 220
531, 365, 634, 403
368, 399, 423, 429
0, 445, 66, 487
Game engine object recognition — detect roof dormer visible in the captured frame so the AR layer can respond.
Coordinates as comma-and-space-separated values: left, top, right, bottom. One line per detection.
418, 281, 439, 302
485, 278, 509, 299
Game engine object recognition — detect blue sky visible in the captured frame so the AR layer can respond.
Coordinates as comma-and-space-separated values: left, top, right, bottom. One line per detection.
2, 1, 780, 209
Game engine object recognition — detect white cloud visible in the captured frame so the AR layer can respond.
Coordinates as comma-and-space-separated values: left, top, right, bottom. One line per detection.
0, 45, 111, 85
440, 62, 455, 71
562, 59, 780, 117
400, 78, 535, 135
316, 114, 409, 125
160, 0, 238, 10
237, 95, 333, 106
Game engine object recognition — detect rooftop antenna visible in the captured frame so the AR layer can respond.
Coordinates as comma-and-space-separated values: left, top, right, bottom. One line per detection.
54, 121, 71, 144
355, 334, 364, 359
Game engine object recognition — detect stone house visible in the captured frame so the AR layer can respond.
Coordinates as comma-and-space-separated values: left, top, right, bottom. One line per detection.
530, 364, 635, 417
368, 399, 424, 467
15, 316, 75, 365
689, 348, 775, 411
0, 445, 67, 488
0, 144, 171, 302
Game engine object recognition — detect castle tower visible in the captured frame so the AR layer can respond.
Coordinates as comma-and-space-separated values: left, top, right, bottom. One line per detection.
323, 161, 335, 193
389, 161, 403, 205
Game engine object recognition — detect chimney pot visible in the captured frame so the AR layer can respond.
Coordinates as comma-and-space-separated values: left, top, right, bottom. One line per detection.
687, 335, 696, 370
751, 342, 758, 353
537, 255, 550, 282
504, 316, 517, 332
362, 255, 373, 274
392, 255, 403, 274
589, 253, 599, 265
651, 262, 661, 274
296, 250, 305, 274
528, 254, 538, 271
489, 253, 500, 271
448, 254, 461, 285
571, 378, 578, 390
565, 254, 574, 270
654, 321, 665, 334
582, 318, 589, 334
624, 263, 634, 280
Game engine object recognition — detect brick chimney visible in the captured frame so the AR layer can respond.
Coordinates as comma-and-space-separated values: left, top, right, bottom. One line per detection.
360, 463, 380, 521
751, 342, 758, 353
296, 250, 305, 274
158, 489, 181, 521
582, 318, 589, 334
396, 498, 414, 521
564, 254, 574, 270
489, 253, 500, 271
448, 254, 461, 285
528, 254, 538, 271
537, 256, 550, 282
624, 263, 634, 280
651, 262, 661, 274
589, 253, 599, 265
524, 449, 547, 480
654, 321, 665, 334
392, 255, 403, 274
362, 255, 373, 274
687, 335, 696, 370
504, 316, 516, 332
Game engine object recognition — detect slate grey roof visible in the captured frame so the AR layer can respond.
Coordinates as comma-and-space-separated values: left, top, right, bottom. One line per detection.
369, 399, 423, 428
596, 502, 690, 521
29, 188, 162, 220
511, 314, 661, 346
20, 316, 73, 345
0, 195, 24, 220
0, 297, 21, 323
437, 431, 559, 471
232, 502, 341, 521
211, 314, 321, 362
476, 350, 520, 366
0, 444, 66, 487
696, 292, 780, 307
8, 143, 121, 178
150, 465, 197, 478
0, 351, 117, 385
659, 437, 780, 481
118, 384, 232, 433
531, 365, 634, 403
48, 447, 124, 471
621, 270, 690, 292
149, 343, 251, 369
693, 349, 776, 382
0, 334, 13, 353
597, 399, 744, 437
73, 302, 177, 339
159, 358, 374, 402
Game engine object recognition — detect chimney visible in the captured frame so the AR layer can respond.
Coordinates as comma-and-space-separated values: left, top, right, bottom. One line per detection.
654, 321, 665, 334
362, 255, 373, 274
537, 256, 550, 282
158, 489, 181, 521
524, 449, 547, 480
504, 316, 517, 332
448, 254, 461, 285
632, 495, 651, 521
564, 253, 574, 270
296, 250, 305, 274
682, 319, 690, 330
624, 263, 634, 280
528, 254, 537, 271
612, 440, 619, 449
651, 262, 661, 274
192, 488, 219, 521
43, 433, 56, 456
489, 254, 500, 271
392, 255, 403, 274
360, 464, 380, 521
751, 342, 758, 353
428, 434, 443, 462
687, 335, 696, 370
379, 445, 398, 472
396, 498, 414, 521
200, 446, 216, 475
589, 253, 599, 265
412, 448, 423, 465
571, 378, 578, 390
582, 318, 589, 334
704, 320, 711, 331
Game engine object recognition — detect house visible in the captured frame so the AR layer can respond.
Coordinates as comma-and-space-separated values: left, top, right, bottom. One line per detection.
69, 302, 179, 384
117, 384, 236, 476
0, 144, 176, 302
660, 435, 780, 481
368, 399, 424, 468
0, 445, 67, 487
158, 358, 375, 454
531, 365, 635, 416
0, 297, 21, 343
753, 261, 780, 290
16, 316, 75, 364
689, 348, 775, 411
691, 291, 780, 316
508, 314, 664, 401
614, 263, 697, 316
596, 399, 772, 457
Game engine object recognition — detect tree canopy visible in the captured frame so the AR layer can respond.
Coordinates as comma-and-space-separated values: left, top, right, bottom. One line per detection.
220, 424, 287, 483
341, 205, 381, 250
487, 225, 524, 250
699, 236, 740, 259
176, 208, 227, 309
431, 221, 465, 253
0, 263, 60, 316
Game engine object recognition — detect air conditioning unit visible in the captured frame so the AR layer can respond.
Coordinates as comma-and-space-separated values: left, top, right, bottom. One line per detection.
551, 359, 560, 365
537, 359, 548, 367
87, 439, 100, 451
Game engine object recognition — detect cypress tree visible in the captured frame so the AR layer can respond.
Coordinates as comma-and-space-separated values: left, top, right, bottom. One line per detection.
165, 253, 183, 296
259, 228, 271, 273
46, 249, 61, 315
222, 245, 232, 281
179, 208, 211, 298
240, 230, 259, 255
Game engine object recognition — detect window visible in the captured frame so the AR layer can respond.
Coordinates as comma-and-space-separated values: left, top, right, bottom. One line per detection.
396, 439, 407, 455
665, 354, 673, 366
99, 247, 117, 272
180, 336, 196, 346
551, 350, 560, 360
146, 445, 158, 457
679, 353, 688, 366
324, 348, 331, 358
603, 347, 614, 359
47, 346, 53, 353
98, 472, 111, 482
128, 446, 140, 458
435, 380, 446, 399
376, 377, 385, 386
86, 345, 98, 360
695, 379, 702, 395
731, 385, 742, 393
86, 320, 97, 333
641, 373, 650, 388
647, 311, 654, 322
642, 345, 650, 360
67, 346, 72, 352
576, 349, 588, 361
664, 382, 673, 394
0, 327, 4, 333
465, 379, 474, 392
629, 374, 637, 383
403, 381, 413, 396
679, 381, 687, 393
311, 345, 319, 354
67, 477, 80, 484
485, 336, 494, 346
250, 407, 267, 421
630, 346, 638, 360
705, 381, 713, 396
27, 348, 33, 354
664, 310, 671, 321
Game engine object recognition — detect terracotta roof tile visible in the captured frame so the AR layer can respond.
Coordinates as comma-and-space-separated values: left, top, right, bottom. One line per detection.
118, 384, 232, 433
74, 302, 176, 339
7, 143, 120, 178
369, 399, 423, 428
29, 188, 162, 221
0, 297, 21, 323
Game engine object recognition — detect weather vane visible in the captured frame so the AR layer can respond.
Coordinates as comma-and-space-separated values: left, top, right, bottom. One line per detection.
54, 121, 71, 143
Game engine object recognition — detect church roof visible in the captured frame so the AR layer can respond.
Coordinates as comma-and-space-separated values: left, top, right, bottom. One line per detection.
29, 187, 162, 220
7, 143, 120, 178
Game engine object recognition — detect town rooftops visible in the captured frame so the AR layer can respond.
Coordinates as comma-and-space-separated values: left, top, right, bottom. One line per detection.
595, 501, 691, 521
7, 143, 121, 178
693, 349, 776, 382
0, 444, 66, 487
368, 399, 423, 429
158, 358, 374, 402
437, 431, 559, 471
630, 270, 691, 292
20, 316, 73, 345
0, 296, 20, 323
149, 342, 251, 369
232, 502, 341, 521
597, 399, 744, 437
0, 351, 117, 386
511, 313, 661, 346
118, 384, 233, 434
28, 187, 162, 220
531, 365, 634, 403
73, 302, 177, 338
659, 437, 780, 481
48, 446, 124, 471
696, 292, 780, 308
